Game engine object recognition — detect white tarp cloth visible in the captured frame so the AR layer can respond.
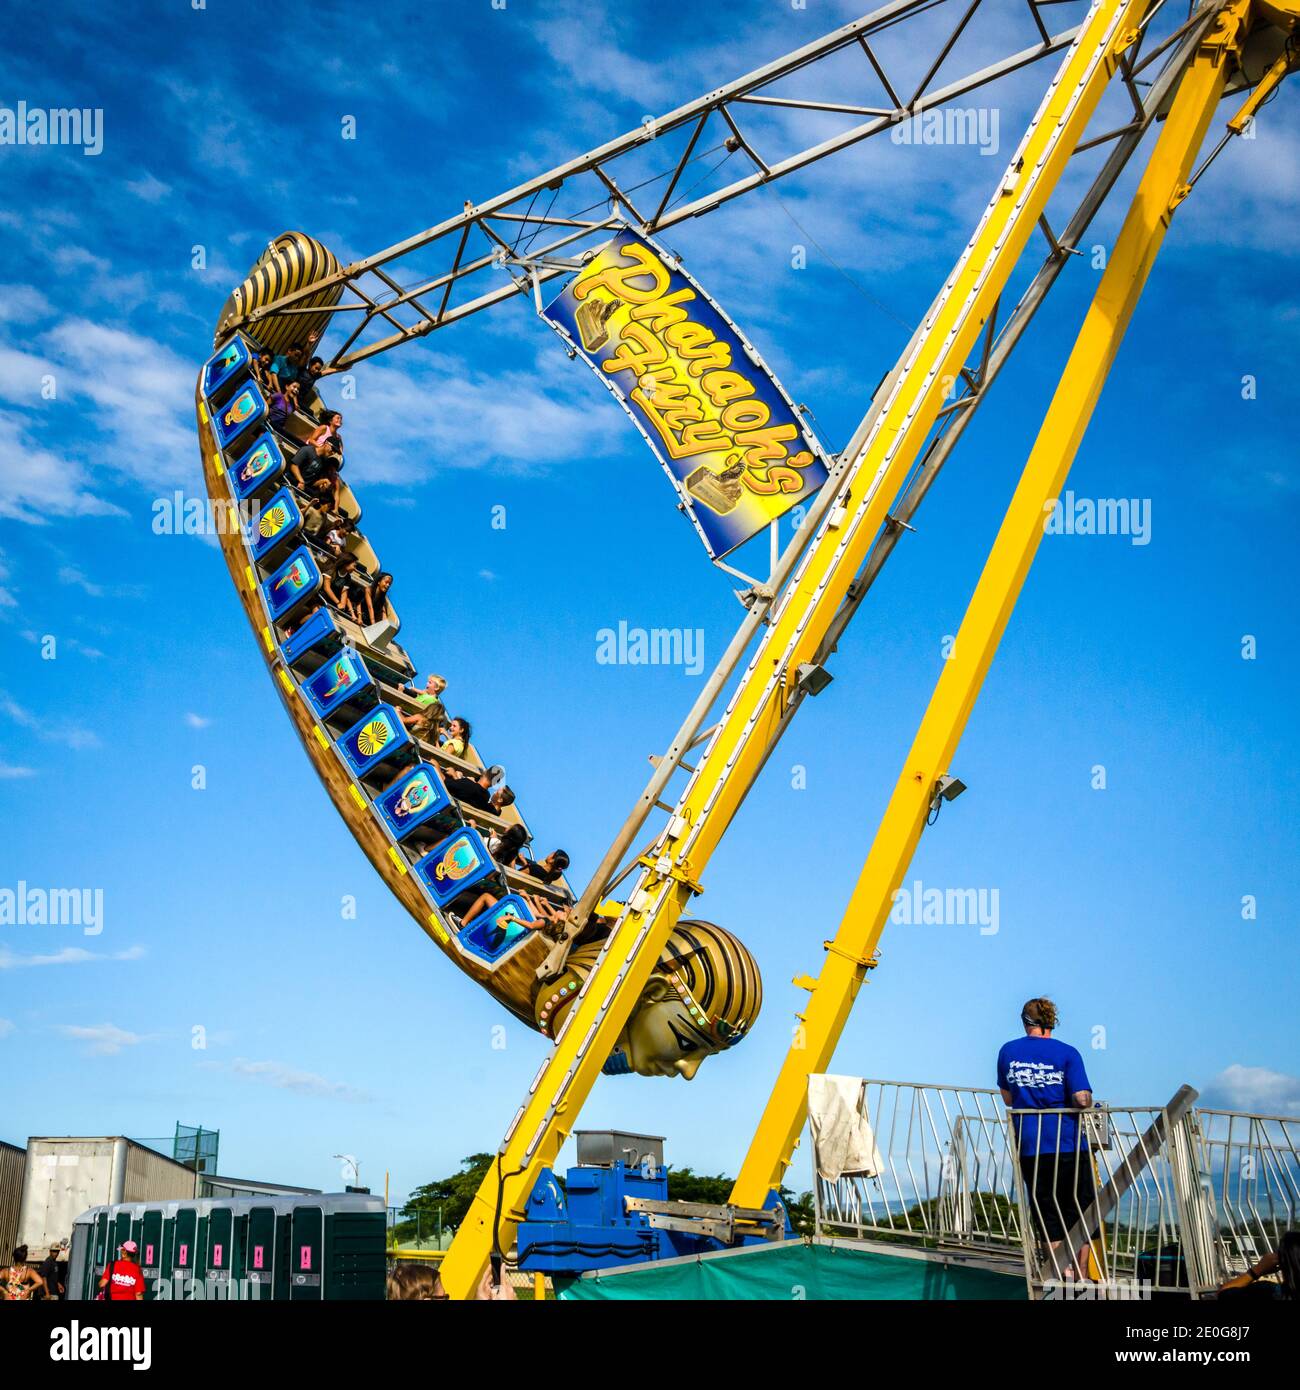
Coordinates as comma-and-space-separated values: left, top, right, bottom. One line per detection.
808, 1074, 885, 1183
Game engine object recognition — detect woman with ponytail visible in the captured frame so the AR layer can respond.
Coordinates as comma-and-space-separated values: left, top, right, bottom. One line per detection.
998, 997, 1097, 1281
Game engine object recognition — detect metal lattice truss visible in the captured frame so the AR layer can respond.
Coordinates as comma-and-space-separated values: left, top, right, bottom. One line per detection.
230, 0, 1209, 370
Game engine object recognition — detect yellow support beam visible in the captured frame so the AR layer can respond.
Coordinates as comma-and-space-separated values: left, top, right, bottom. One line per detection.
730, 0, 1252, 1210
438, 0, 1153, 1299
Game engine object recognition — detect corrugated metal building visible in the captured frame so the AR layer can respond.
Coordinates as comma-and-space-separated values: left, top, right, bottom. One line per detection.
18, 1137, 198, 1251
198, 1173, 320, 1200
1, 1140, 26, 1254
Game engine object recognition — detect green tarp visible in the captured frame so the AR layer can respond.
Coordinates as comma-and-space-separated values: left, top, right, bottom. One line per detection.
557, 1239, 1028, 1301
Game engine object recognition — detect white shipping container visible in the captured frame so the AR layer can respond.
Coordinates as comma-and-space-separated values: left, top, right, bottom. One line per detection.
18, 1137, 196, 1251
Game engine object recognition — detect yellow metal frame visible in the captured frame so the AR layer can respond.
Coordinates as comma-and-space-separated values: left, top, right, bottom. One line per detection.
438, 0, 1155, 1298
730, 0, 1256, 1209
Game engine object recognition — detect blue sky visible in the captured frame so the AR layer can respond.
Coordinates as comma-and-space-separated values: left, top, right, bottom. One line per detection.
1, 0, 1297, 1207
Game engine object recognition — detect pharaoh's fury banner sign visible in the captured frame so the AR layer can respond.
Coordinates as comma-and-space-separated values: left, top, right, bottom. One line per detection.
542, 231, 828, 559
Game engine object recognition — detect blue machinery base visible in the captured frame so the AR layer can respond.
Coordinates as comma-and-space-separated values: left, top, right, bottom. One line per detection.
516, 1160, 787, 1276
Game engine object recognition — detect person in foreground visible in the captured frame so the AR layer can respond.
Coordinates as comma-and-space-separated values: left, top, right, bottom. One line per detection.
998, 996, 1096, 1283
386, 1262, 517, 1300
1217, 1231, 1299, 1300
97, 1239, 146, 1301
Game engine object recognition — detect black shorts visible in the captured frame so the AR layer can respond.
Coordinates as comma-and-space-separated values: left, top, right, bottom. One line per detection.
1020, 1152, 1096, 1242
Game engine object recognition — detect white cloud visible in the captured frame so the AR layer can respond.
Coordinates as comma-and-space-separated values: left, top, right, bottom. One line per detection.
0, 308, 197, 523
0, 691, 101, 750
1202, 1065, 1300, 1118
126, 172, 171, 203
0, 763, 36, 779
532, 15, 681, 107
59, 1023, 150, 1056
54, 565, 142, 602
339, 347, 619, 487
184, 712, 211, 729
0, 341, 59, 401
0, 284, 52, 324
229, 1057, 372, 1104
0, 1018, 14, 1039
57, 565, 103, 597
46, 317, 196, 480
0, 945, 144, 970
0, 410, 126, 524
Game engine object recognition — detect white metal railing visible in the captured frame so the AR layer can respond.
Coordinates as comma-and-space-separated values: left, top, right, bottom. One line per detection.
813, 1080, 1024, 1254
810, 1077, 1298, 1299
1010, 1101, 1201, 1298
1192, 1109, 1300, 1280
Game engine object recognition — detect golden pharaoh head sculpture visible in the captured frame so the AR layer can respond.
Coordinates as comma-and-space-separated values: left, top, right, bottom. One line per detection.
534, 918, 762, 1079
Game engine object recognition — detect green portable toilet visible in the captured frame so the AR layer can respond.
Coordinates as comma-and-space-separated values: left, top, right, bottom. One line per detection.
140, 1209, 163, 1290
193, 1205, 210, 1297
129, 1206, 148, 1264
273, 1200, 293, 1300
157, 1204, 178, 1297
290, 1204, 323, 1300
207, 1204, 233, 1298
91, 1210, 110, 1283
322, 1201, 387, 1300
173, 1206, 198, 1297
245, 1204, 277, 1300
227, 1209, 249, 1300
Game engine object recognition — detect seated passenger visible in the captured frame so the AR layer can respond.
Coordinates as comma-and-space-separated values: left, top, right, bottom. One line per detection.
270, 343, 305, 387
306, 476, 341, 513
281, 602, 321, 640
400, 674, 448, 738
307, 410, 343, 452
489, 822, 529, 866
356, 571, 395, 628
320, 552, 361, 620
288, 438, 342, 508
439, 717, 471, 761
445, 768, 516, 816
304, 354, 338, 386
301, 491, 342, 541
268, 379, 302, 431
455, 885, 567, 937
406, 706, 444, 744
328, 516, 355, 549
520, 849, 570, 889
251, 348, 277, 393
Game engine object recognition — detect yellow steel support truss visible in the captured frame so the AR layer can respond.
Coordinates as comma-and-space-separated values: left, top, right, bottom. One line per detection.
439, 0, 1154, 1298
730, 0, 1255, 1209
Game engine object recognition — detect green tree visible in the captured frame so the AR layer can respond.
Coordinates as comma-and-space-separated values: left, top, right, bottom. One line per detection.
665, 1167, 734, 1205
394, 1153, 493, 1245
780, 1186, 816, 1235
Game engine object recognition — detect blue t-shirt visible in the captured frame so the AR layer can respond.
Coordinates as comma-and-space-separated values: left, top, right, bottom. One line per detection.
997, 1036, 1092, 1155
